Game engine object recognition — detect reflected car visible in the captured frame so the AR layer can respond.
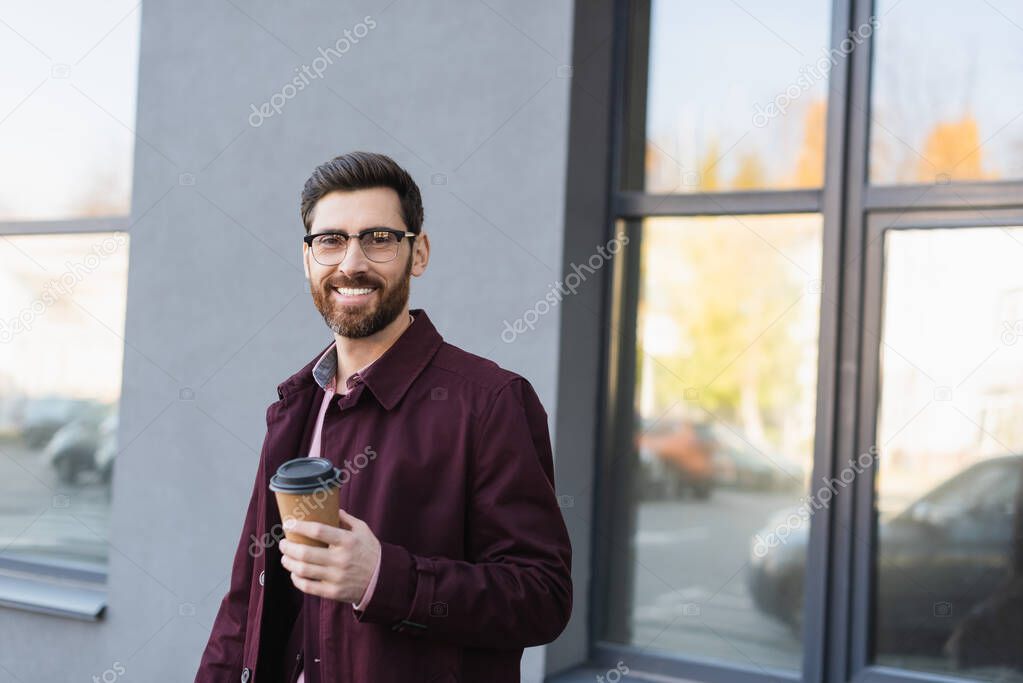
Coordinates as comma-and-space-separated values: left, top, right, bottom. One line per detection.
711, 424, 805, 492
20, 397, 99, 449
747, 455, 1023, 650
637, 420, 715, 500
41, 405, 113, 484
93, 413, 118, 484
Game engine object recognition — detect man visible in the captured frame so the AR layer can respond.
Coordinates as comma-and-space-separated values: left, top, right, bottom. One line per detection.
195, 152, 573, 683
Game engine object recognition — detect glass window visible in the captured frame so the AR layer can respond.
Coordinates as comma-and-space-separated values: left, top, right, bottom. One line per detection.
605, 214, 822, 671
0, 1, 137, 582
642, 0, 833, 193
870, 0, 1023, 184
609, 0, 1023, 678
0, 233, 129, 571
873, 227, 1023, 679
0, 2, 140, 220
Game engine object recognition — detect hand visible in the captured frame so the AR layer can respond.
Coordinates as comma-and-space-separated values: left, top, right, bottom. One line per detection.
278, 509, 381, 604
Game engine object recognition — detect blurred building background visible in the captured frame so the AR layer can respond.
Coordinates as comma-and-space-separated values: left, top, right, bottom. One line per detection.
1, 1, 1021, 682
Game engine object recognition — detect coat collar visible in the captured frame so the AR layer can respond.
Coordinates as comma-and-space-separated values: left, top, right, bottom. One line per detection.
275, 308, 443, 410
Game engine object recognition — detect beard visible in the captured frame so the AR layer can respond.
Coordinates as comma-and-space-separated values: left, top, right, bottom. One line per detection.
311, 253, 413, 339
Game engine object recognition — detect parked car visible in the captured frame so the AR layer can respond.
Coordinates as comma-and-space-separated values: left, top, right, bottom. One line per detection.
20, 397, 99, 449
748, 455, 1023, 653
637, 420, 715, 500
93, 413, 118, 484
41, 405, 113, 484
711, 424, 804, 492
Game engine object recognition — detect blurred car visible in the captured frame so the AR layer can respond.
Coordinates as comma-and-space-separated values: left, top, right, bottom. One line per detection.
711, 424, 805, 492
20, 397, 99, 449
748, 455, 1023, 649
93, 413, 118, 484
41, 405, 113, 484
637, 420, 715, 500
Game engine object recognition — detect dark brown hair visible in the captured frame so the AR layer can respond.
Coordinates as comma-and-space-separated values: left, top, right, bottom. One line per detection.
300, 151, 424, 234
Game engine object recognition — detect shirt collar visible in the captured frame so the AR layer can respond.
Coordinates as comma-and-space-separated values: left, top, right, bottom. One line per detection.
276, 309, 443, 410
310, 312, 415, 392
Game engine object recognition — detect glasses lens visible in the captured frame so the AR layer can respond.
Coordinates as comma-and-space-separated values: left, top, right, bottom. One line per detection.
312, 234, 347, 264
360, 230, 400, 262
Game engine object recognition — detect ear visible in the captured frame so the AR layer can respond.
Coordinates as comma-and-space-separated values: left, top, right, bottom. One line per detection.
411, 232, 430, 277
302, 242, 310, 281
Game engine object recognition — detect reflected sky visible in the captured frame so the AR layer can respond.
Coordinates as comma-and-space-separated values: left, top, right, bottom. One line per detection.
0, 1, 140, 220
871, 0, 1023, 183
643, 0, 1023, 190
0, 233, 129, 402
644, 0, 831, 192
878, 227, 1023, 514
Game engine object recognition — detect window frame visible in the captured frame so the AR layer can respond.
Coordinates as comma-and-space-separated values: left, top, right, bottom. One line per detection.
846, 207, 1023, 683
0, 216, 130, 609
590, 0, 1023, 681
0, 213, 129, 610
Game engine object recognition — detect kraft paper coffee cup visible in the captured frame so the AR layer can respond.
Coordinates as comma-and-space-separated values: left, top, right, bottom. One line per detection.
269, 457, 342, 547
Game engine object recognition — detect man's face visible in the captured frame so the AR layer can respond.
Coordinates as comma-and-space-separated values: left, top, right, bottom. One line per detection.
303, 187, 420, 339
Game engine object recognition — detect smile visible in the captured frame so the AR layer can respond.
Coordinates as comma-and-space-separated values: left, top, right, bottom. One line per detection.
332, 287, 377, 303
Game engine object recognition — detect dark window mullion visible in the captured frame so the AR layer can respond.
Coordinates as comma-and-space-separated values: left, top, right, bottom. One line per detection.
852, 666, 983, 683
827, 0, 877, 678
593, 218, 644, 644
613, 189, 822, 218
804, 0, 858, 679
617, 0, 651, 193
865, 181, 1023, 213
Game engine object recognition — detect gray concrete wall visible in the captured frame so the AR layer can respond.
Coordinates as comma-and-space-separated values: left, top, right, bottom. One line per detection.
0, 1, 594, 680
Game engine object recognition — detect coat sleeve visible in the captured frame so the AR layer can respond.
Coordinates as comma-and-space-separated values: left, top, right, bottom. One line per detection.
194, 459, 262, 681
354, 377, 573, 649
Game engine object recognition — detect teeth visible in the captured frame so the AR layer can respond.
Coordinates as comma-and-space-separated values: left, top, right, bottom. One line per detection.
335, 287, 374, 296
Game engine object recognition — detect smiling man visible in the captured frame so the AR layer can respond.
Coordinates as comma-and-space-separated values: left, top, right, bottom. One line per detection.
195, 152, 573, 683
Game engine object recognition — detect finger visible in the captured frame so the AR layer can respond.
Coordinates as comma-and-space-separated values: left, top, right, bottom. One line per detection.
284, 520, 348, 545
279, 540, 332, 564
281, 554, 337, 582
290, 572, 334, 600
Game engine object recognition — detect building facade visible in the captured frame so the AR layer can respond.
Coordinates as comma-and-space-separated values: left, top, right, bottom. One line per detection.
0, 1, 1021, 682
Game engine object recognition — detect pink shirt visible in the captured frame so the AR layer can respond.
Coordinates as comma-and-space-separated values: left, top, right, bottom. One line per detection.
306, 357, 381, 612
297, 314, 413, 681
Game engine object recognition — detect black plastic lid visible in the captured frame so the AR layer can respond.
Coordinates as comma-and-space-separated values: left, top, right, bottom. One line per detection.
269, 457, 342, 493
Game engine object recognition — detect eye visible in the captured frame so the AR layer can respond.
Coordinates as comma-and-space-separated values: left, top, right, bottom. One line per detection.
317, 235, 344, 247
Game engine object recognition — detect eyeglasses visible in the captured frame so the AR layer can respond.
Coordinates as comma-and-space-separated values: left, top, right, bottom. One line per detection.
303, 228, 416, 265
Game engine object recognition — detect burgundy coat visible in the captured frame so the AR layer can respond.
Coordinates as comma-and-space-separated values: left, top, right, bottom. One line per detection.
195, 310, 572, 682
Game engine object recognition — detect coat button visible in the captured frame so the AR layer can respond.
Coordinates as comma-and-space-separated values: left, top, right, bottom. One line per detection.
240, 667, 251, 683
258, 570, 265, 586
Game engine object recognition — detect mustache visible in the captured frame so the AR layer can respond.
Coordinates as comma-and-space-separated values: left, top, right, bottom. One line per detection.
325, 278, 380, 289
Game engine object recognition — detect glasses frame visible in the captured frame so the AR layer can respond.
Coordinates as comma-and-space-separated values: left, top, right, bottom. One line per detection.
303, 227, 417, 265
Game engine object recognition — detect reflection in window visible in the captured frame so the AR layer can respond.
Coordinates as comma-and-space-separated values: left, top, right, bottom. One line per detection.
870, 0, 1023, 184
642, 0, 832, 193
0, 233, 129, 571
606, 215, 822, 671
0, 2, 140, 220
874, 227, 1023, 679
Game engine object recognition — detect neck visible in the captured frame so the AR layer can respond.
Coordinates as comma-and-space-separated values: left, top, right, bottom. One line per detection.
333, 308, 413, 382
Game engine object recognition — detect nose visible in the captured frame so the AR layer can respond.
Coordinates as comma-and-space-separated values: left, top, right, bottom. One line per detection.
335, 237, 371, 276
